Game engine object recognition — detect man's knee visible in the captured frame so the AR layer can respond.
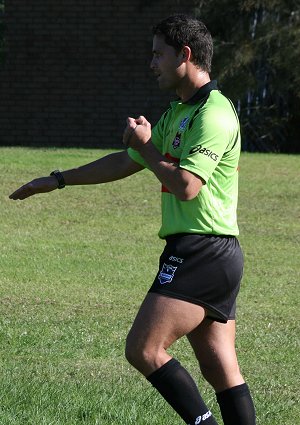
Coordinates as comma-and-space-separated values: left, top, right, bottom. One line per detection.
125, 335, 140, 367
125, 332, 151, 370
125, 331, 167, 376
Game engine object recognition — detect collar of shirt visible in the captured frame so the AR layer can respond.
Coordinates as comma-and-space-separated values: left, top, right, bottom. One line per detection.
183, 80, 218, 105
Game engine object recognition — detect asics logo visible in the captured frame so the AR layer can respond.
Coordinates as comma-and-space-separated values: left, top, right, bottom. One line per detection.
189, 144, 219, 161
190, 410, 212, 424
169, 255, 184, 264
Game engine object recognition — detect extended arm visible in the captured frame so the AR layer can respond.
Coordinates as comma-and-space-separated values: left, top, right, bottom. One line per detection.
9, 150, 143, 200
60, 150, 143, 185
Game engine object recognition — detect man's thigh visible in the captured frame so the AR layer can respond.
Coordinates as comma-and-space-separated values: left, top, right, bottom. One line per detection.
126, 293, 206, 373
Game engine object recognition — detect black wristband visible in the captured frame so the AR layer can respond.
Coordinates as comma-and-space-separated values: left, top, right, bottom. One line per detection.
50, 170, 65, 189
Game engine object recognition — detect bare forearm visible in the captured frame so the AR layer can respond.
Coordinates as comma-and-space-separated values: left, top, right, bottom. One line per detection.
137, 142, 203, 201
61, 151, 143, 186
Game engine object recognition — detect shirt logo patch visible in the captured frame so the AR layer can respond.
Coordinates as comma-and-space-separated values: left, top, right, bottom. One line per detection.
179, 117, 189, 131
172, 133, 181, 149
172, 117, 190, 149
158, 263, 177, 285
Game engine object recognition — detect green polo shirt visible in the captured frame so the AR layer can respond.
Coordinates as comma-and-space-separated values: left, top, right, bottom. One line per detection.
127, 80, 241, 239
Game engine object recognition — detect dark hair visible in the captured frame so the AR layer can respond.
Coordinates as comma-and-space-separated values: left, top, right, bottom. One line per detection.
152, 14, 213, 73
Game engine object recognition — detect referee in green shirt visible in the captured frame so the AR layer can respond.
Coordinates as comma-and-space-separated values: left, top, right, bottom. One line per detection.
10, 14, 256, 425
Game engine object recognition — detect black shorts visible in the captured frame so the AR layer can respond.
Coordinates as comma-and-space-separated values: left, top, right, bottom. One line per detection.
149, 234, 244, 323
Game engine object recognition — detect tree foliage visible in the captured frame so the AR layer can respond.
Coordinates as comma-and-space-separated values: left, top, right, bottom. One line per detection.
194, 0, 300, 152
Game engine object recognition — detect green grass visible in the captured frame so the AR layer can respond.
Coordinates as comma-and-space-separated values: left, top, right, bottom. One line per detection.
0, 147, 299, 424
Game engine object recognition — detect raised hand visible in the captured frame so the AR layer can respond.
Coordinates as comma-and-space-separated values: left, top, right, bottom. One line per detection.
123, 116, 151, 150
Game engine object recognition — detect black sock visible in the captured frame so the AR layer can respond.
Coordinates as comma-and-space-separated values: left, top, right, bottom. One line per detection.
216, 383, 256, 425
147, 358, 218, 424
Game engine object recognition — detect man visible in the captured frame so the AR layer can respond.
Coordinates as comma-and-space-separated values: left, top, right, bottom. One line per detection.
10, 14, 256, 425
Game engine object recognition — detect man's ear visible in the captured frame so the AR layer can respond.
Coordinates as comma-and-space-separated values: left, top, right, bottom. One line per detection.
181, 46, 192, 62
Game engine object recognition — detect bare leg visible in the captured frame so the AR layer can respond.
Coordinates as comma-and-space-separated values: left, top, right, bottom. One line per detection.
188, 318, 256, 424
125, 293, 218, 424
187, 319, 244, 392
125, 292, 206, 376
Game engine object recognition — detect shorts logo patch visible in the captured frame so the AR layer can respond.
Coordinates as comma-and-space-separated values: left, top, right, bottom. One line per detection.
158, 263, 177, 285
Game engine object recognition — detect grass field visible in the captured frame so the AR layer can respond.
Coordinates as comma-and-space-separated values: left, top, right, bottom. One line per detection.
0, 147, 299, 424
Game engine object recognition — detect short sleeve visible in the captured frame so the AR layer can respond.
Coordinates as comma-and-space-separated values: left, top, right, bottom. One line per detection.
180, 106, 237, 182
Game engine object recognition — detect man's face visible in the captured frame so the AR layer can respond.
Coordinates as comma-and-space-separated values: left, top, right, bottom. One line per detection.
150, 35, 184, 91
